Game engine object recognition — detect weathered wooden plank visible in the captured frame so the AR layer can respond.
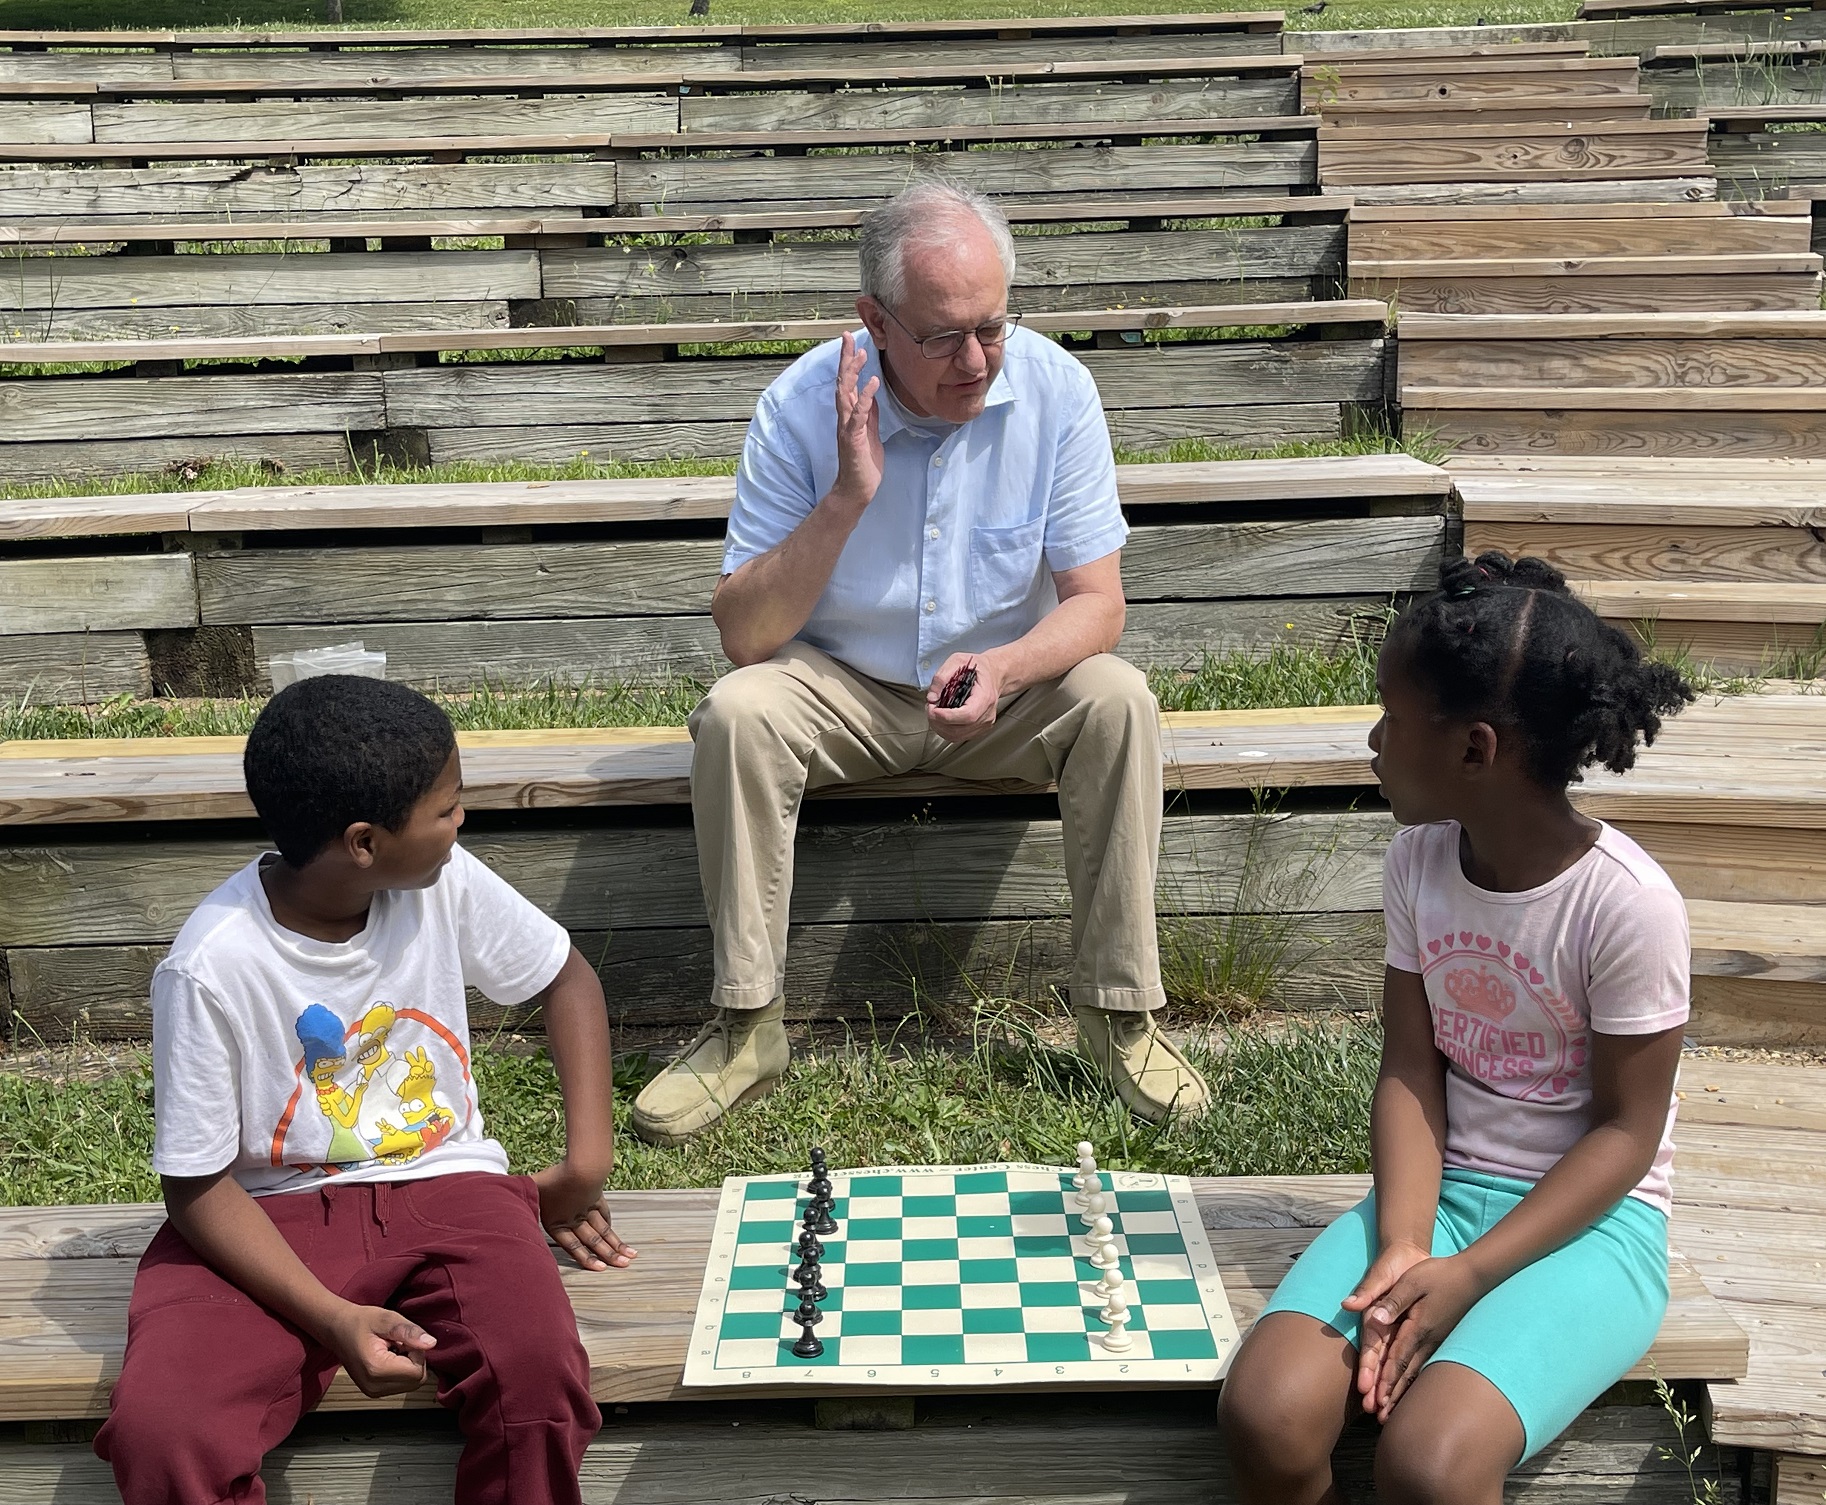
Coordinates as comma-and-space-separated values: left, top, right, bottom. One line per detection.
0, 633, 150, 704
1086, 339, 1386, 408
4, 911, 1387, 1041
170, 45, 746, 80
1349, 214, 1813, 258
1356, 273, 1821, 315
1104, 404, 1346, 452
0, 555, 195, 634
1618, 819, 1826, 902
0, 300, 514, 343
0, 433, 352, 487
620, 143, 1319, 211
380, 358, 786, 427
0, 248, 540, 312
190, 518, 1439, 627
0, 162, 625, 220
1320, 127, 1712, 184
0, 1404, 1733, 1504
574, 281, 1321, 328
0, 52, 175, 83
679, 77, 1299, 133
91, 95, 678, 144
1688, 976, 1826, 1046
1777, 1454, 1826, 1505
0, 101, 90, 145
746, 32, 1286, 68
1463, 520, 1826, 583
1344, 178, 1719, 206
0, 372, 386, 445
0, 808, 1396, 947
1577, 578, 1826, 622
1410, 408, 1826, 460
0, 454, 1439, 540
244, 597, 1395, 691
539, 226, 1345, 301
1403, 336, 1826, 389
1399, 309, 1826, 338
420, 420, 773, 465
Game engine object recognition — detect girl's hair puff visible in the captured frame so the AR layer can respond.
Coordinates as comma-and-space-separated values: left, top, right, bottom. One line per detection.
1389, 551, 1694, 788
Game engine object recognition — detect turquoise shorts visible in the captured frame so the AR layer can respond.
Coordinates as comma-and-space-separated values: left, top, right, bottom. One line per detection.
1259, 1167, 1669, 1459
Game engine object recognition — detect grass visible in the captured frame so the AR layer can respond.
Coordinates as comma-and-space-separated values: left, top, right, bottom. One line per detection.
0, 1014, 1381, 1206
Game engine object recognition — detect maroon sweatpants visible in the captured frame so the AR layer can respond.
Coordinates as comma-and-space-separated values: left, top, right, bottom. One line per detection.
95, 1171, 600, 1505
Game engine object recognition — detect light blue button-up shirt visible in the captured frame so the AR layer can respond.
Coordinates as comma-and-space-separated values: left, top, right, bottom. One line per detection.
722, 326, 1129, 688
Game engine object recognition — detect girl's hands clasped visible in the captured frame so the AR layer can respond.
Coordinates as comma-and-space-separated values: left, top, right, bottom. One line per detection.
1344, 1244, 1487, 1420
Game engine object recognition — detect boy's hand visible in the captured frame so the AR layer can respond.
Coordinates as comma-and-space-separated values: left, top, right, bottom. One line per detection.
535, 1161, 638, 1272
321, 1302, 437, 1398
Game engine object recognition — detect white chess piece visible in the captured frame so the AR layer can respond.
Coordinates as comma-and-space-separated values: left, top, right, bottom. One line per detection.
1072, 1141, 1097, 1193
1101, 1294, 1134, 1352
1074, 1169, 1102, 1213
1079, 1188, 1107, 1228
1095, 1264, 1127, 1307
1088, 1215, 1121, 1271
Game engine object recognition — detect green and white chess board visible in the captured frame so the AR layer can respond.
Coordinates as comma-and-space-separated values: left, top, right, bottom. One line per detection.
683, 1162, 1239, 1387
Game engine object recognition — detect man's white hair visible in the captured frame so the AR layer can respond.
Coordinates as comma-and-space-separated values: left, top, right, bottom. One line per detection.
857, 179, 1017, 310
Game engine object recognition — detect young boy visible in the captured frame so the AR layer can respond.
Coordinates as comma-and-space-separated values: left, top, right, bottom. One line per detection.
96, 674, 636, 1505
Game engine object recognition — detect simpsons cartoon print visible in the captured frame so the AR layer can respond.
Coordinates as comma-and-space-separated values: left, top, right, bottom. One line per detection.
279, 1001, 465, 1171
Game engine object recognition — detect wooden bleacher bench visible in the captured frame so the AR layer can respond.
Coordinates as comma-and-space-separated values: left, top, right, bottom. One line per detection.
0, 53, 1305, 149
1400, 309, 1826, 462
0, 197, 1354, 341
0, 300, 1390, 488
1320, 118, 1713, 187
0, 443, 1423, 697
1581, 0, 1821, 17
0, 1177, 1747, 1422
1348, 199, 1822, 312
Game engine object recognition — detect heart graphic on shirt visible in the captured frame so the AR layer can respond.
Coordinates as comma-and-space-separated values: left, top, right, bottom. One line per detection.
1427, 939, 1441, 956
1570, 1049, 1587, 1068
1514, 953, 1531, 972
1459, 930, 1474, 946
1476, 935, 1492, 950
1530, 969, 1544, 985
1497, 942, 1511, 959
1550, 1076, 1570, 1094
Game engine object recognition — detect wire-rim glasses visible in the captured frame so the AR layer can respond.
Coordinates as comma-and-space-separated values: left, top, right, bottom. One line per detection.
878, 305, 1023, 360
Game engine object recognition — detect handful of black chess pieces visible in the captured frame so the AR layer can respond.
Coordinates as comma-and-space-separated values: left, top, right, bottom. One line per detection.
791, 1147, 839, 1358
936, 661, 978, 710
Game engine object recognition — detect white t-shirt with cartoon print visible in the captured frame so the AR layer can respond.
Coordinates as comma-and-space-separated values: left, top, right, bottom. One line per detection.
1382, 820, 1691, 1214
150, 844, 571, 1197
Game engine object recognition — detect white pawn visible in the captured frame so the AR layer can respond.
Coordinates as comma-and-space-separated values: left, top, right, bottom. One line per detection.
1072, 1141, 1097, 1193
1079, 1187, 1107, 1228
1088, 1215, 1121, 1270
1074, 1170, 1102, 1213
1102, 1294, 1134, 1352
1095, 1264, 1127, 1308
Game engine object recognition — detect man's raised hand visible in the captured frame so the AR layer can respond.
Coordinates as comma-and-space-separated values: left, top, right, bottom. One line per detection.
831, 331, 884, 514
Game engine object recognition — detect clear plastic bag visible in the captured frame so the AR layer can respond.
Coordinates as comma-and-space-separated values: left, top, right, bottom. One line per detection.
267, 641, 388, 690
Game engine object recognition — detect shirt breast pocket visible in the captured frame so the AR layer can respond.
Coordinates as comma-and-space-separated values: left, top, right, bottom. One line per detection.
968, 517, 1046, 620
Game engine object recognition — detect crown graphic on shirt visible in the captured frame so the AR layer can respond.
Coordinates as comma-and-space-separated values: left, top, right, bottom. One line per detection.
1443, 964, 1518, 1022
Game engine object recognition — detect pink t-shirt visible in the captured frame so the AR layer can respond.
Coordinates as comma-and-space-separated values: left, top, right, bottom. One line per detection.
1383, 820, 1691, 1214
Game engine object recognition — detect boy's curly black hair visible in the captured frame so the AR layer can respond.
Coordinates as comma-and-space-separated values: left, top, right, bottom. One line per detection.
244, 675, 457, 868
1388, 551, 1695, 788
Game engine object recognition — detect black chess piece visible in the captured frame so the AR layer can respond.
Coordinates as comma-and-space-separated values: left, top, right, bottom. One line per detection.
803, 1200, 837, 1239
790, 1296, 824, 1358
793, 1255, 827, 1303
796, 1228, 824, 1264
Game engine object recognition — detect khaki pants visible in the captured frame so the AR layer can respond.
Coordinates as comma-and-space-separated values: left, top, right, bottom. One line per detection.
687, 642, 1166, 1014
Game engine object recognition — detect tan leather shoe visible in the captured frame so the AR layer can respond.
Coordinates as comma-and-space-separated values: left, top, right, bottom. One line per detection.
1073, 1005, 1210, 1124
630, 999, 791, 1147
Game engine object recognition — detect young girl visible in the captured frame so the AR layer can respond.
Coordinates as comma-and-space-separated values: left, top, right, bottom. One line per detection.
1218, 553, 1696, 1504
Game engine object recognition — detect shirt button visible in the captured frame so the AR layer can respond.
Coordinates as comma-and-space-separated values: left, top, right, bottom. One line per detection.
924, 600, 937, 614
929, 527, 941, 540
932, 457, 943, 468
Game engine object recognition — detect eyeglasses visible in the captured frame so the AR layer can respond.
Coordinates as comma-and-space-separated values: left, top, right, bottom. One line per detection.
878, 305, 1022, 360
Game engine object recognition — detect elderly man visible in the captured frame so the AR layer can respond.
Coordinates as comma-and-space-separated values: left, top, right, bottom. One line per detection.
629, 180, 1210, 1146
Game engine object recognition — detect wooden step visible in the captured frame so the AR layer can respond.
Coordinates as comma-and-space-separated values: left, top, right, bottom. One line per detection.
1304, 55, 1645, 103
1689, 899, 1826, 982
1311, 94, 1655, 126
1358, 271, 1823, 314
1320, 119, 1712, 185
1404, 332, 1826, 388
1349, 202, 1812, 258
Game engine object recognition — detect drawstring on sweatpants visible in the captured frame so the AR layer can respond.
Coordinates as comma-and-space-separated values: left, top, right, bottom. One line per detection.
373, 1180, 391, 1236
